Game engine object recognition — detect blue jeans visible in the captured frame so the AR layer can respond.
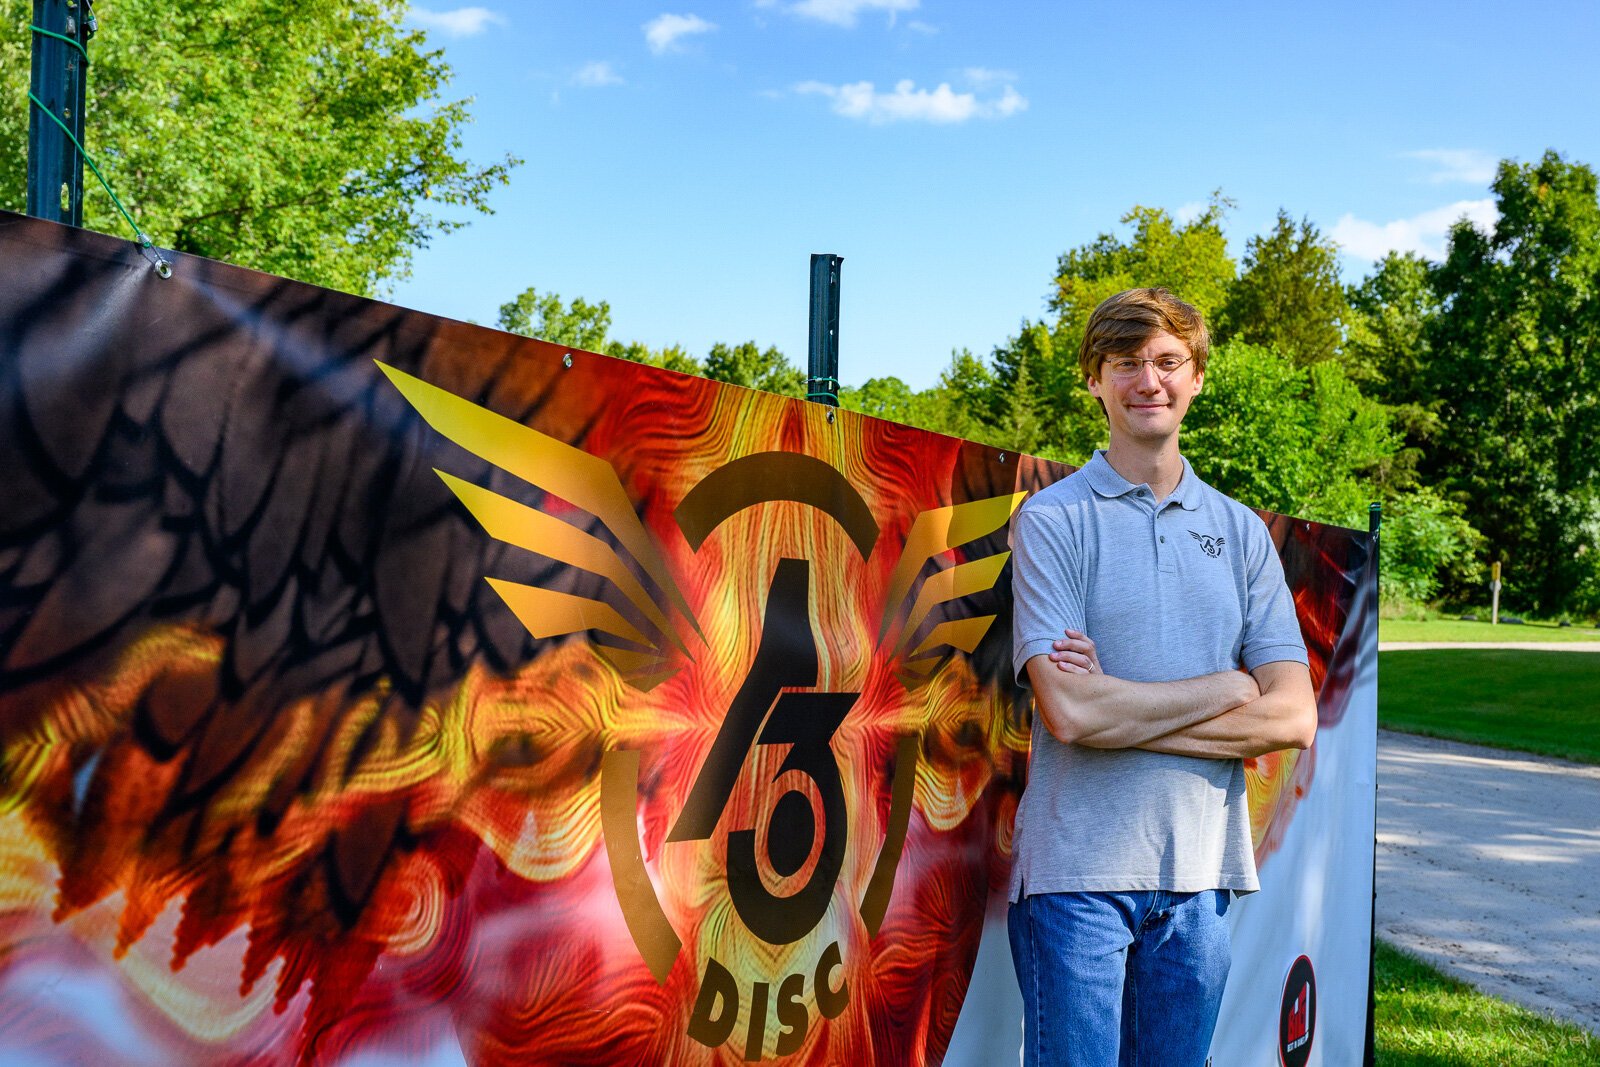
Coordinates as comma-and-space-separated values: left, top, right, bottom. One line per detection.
1008, 890, 1232, 1067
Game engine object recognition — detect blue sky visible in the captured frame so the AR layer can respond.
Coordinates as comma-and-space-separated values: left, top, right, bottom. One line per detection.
389, 0, 1600, 390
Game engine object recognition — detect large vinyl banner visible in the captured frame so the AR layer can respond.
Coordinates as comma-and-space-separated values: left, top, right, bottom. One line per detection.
0, 213, 1375, 1066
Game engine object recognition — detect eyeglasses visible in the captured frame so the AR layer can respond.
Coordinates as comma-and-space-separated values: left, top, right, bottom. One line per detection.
1100, 354, 1195, 381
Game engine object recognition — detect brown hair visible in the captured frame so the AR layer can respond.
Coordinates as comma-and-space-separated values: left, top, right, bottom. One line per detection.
1077, 287, 1210, 383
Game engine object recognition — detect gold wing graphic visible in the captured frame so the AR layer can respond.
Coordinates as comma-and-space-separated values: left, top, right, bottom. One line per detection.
376, 362, 700, 690
877, 492, 1027, 687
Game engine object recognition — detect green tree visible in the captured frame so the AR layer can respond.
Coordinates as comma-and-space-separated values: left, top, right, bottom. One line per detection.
1183, 342, 1397, 525
838, 376, 917, 423
1379, 486, 1485, 606
1427, 150, 1600, 615
498, 288, 613, 351
1050, 196, 1237, 339
1344, 251, 1444, 493
1346, 252, 1440, 401
1217, 210, 1348, 365
604, 340, 703, 376
985, 324, 1101, 464
1, 0, 516, 294
939, 200, 1238, 466
702, 341, 804, 397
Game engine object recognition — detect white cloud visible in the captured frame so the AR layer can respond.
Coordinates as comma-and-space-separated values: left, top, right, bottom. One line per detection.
787, 0, 919, 27
1174, 201, 1208, 225
405, 6, 505, 37
795, 78, 1027, 124
644, 13, 717, 54
1405, 148, 1500, 185
1330, 199, 1498, 262
962, 66, 1018, 87
906, 19, 938, 33
573, 61, 624, 87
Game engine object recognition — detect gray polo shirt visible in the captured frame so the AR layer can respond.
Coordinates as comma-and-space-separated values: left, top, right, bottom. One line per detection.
1008, 450, 1307, 900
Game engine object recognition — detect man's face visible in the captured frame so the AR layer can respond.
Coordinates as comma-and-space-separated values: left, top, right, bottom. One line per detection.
1086, 329, 1204, 447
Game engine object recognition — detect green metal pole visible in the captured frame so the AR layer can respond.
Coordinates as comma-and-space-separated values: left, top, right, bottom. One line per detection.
1364, 500, 1381, 1067
806, 254, 842, 407
26, 0, 93, 224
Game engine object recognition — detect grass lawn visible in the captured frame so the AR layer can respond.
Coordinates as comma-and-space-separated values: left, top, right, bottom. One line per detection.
1379, 648, 1600, 763
1381, 617, 1600, 643
1375, 940, 1600, 1064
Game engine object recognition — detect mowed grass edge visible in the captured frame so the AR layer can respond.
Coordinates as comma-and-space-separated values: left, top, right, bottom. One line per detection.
1381, 618, 1600, 643
1378, 648, 1600, 764
1375, 940, 1600, 1064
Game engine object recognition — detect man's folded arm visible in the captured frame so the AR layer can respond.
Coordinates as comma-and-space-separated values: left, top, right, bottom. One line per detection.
1025, 655, 1260, 750
1135, 660, 1317, 759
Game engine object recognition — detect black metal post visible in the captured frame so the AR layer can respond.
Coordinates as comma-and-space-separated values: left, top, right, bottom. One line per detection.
1363, 500, 1381, 1067
26, 0, 92, 225
806, 253, 842, 407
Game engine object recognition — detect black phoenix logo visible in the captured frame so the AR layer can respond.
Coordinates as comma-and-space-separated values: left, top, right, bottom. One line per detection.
1189, 530, 1226, 558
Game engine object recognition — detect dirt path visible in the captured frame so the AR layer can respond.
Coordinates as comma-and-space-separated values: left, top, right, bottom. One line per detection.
1377, 728, 1600, 1033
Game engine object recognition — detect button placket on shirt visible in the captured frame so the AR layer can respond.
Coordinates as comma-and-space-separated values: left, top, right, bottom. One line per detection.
1155, 495, 1178, 574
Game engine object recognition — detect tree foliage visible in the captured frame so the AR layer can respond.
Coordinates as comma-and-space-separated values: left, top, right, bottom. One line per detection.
1217, 210, 1348, 365
1422, 151, 1600, 614
1184, 342, 1397, 526
702, 341, 805, 397
1379, 486, 1484, 605
1049, 197, 1237, 335
498, 288, 613, 352
1, 0, 517, 294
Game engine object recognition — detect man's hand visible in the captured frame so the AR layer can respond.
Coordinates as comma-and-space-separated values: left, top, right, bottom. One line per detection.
1048, 629, 1101, 674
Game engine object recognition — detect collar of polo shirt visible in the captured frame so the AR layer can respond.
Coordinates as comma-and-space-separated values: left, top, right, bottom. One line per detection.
1080, 449, 1203, 512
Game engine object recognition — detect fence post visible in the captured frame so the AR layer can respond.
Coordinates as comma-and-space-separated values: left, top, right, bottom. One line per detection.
806, 254, 842, 407
1364, 500, 1381, 1067
27, 0, 93, 225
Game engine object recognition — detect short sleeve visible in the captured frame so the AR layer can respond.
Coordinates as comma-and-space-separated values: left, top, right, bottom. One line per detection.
1010, 506, 1086, 688
1239, 517, 1309, 671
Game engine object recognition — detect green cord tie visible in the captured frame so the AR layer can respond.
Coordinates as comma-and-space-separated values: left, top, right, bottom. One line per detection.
29, 25, 89, 64
806, 375, 840, 403
26, 89, 171, 278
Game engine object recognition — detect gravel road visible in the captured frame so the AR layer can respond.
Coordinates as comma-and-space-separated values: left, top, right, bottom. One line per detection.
1377, 728, 1600, 1033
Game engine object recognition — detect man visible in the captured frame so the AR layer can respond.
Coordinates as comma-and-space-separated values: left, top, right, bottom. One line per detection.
1007, 287, 1317, 1067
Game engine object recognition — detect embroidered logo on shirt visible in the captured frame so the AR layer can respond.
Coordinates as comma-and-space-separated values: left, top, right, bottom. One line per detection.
1188, 530, 1226, 558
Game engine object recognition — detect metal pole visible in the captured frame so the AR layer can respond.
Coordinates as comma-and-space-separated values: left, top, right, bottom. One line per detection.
806, 254, 842, 407
26, 0, 93, 225
1490, 560, 1502, 625
1363, 500, 1381, 1067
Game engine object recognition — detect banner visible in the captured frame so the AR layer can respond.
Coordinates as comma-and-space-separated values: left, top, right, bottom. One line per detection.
0, 212, 1375, 1065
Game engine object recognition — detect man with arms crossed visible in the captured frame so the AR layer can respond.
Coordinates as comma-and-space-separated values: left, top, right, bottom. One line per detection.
1008, 287, 1317, 1067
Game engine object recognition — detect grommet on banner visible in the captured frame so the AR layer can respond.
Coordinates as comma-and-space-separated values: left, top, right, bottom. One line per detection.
998, 452, 1006, 464
562, 352, 573, 368
138, 235, 172, 278
28, 80, 172, 278
826, 409, 835, 424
